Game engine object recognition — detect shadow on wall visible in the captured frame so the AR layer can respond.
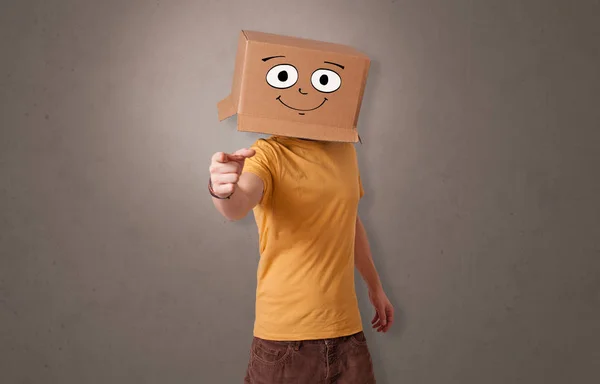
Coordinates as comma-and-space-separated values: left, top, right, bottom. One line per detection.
355, 59, 408, 384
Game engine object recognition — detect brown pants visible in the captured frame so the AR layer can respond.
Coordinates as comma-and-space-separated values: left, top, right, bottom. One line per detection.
244, 331, 376, 384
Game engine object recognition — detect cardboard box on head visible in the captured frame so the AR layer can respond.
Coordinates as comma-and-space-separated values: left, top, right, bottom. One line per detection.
218, 30, 371, 143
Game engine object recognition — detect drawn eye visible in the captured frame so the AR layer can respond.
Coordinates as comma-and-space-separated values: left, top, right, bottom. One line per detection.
311, 69, 342, 93
266, 64, 298, 89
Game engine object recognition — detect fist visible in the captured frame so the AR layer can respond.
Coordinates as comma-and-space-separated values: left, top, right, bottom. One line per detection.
209, 148, 256, 198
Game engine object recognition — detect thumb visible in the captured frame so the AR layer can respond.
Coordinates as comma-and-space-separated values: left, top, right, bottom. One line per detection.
232, 148, 256, 159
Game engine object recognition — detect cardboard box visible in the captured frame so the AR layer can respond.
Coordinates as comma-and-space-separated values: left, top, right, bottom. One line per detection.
218, 30, 370, 142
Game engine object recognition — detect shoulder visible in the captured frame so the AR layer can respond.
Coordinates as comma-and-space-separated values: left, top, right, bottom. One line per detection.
332, 142, 359, 158
333, 142, 360, 173
343, 142, 358, 152
250, 136, 292, 159
250, 136, 281, 152
246, 137, 282, 170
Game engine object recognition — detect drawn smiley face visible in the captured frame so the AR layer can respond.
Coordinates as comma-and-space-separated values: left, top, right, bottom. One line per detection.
263, 56, 343, 116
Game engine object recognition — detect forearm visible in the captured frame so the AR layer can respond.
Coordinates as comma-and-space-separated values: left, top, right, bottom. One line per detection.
212, 188, 252, 221
354, 217, 383, 292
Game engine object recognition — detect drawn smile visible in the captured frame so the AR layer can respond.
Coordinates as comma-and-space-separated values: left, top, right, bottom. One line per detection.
276, 96, 328, 113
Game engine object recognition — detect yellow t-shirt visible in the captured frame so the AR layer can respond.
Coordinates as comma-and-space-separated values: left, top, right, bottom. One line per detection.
242, 136, 364, 341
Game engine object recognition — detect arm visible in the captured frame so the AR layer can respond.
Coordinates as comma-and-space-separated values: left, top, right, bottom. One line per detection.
355, 216, 394, 332
355, 216, 383, 292
209, 149, 264, 221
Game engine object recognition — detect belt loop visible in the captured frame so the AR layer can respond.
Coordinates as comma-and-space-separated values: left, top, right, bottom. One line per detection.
292, 341, 301, 351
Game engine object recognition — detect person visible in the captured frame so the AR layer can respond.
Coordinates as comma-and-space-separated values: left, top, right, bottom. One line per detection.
208, 135, 394, 383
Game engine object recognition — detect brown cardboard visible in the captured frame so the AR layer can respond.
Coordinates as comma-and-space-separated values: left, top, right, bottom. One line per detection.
217, 30, 370, 142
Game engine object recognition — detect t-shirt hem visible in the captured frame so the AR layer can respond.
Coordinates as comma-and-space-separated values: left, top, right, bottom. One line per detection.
253, 325, 364, 341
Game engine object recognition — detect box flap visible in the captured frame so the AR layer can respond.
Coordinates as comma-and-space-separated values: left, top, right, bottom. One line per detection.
217, 95, 237, 121
216, 31, 248, 121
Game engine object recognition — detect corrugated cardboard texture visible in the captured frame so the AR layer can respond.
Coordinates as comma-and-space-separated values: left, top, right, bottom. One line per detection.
218, 30, 370, 142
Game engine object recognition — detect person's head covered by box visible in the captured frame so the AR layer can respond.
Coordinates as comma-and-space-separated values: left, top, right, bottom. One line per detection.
218, 31, 371, 143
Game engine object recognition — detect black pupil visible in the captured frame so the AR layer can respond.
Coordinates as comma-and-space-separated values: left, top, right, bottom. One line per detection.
278, 71, 288, 82
320, 74, 329, 85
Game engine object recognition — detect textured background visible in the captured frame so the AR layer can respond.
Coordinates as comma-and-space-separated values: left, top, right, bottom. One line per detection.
1, 0, 599, 383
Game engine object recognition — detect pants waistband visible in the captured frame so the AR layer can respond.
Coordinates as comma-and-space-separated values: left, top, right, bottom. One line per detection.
256, 331, 363, 348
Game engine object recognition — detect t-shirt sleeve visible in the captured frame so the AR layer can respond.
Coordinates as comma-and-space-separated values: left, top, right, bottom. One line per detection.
242, 139, 276, 204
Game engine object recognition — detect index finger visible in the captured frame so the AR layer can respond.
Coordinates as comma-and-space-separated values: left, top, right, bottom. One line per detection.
212, 152, 228, 163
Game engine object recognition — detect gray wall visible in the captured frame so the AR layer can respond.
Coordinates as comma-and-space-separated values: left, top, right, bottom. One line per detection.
1, 0, 599, 383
